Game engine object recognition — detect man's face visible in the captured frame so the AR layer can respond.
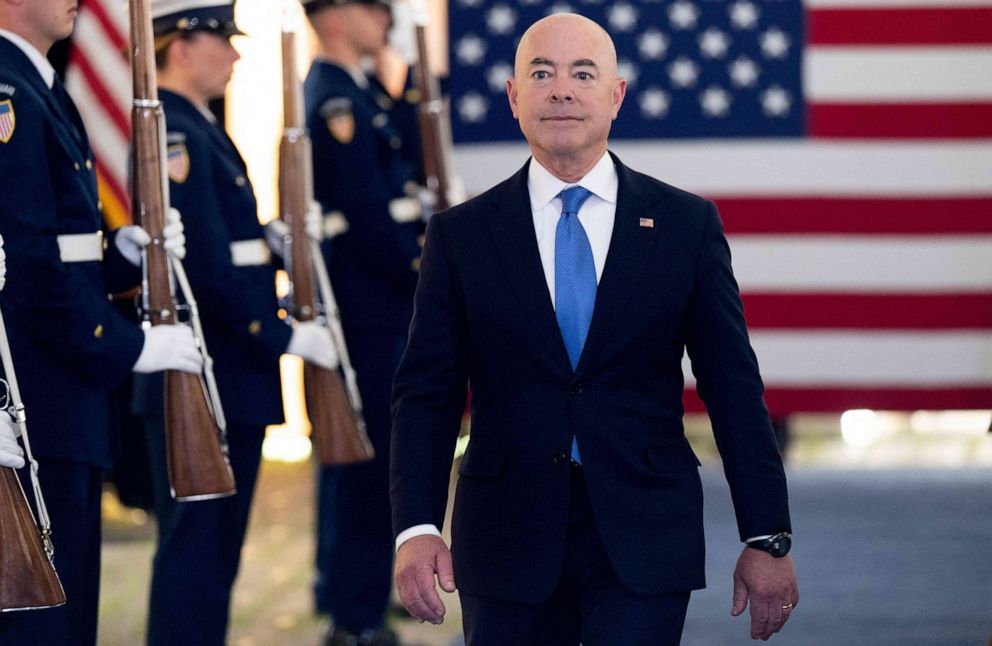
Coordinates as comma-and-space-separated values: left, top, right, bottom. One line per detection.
343, 4, 391, 58
24, 0, 78, 45
507, 16, 625, 164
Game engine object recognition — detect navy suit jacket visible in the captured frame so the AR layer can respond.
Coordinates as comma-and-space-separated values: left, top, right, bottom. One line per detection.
391, 155, 791, 603
0, 36, 144, 468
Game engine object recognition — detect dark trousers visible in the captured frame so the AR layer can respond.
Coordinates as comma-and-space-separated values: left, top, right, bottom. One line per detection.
0, 459, 103, 646
314, 332, 406, 631
461, 469, 691, 646
144, 421, 265, 646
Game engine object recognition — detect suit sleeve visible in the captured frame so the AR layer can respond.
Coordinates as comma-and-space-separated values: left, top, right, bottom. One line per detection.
390, 213, 469, 537
0, 86, 144, 383
684, 201, 791, 541
309, 98, 421, 287
168, 128, 291, 365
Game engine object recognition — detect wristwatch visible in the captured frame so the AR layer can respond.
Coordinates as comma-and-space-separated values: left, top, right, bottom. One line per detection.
746, 532, 792, 558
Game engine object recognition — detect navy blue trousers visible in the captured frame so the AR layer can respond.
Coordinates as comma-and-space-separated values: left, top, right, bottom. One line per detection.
460, 469, 691, 645
314, 332, 406, 631
144, 421, 265, 646
0, 459, 102, 646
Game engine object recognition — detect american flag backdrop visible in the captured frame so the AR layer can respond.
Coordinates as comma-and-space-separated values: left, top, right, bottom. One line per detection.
447, 0, 992, 414
65, 0, 132, 229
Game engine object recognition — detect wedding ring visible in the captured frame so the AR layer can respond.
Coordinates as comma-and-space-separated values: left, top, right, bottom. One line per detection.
781, 603, 794, 610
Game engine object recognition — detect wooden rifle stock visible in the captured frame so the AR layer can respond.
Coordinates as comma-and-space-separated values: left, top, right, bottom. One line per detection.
129, 0, 235, 500
279, 28, 374, 465
411, 16, 456, 212
0, 310, 65, 612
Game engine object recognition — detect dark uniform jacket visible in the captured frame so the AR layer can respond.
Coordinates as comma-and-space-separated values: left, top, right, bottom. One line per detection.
0, 36, 144, 468
391, 156, 792, 603
142, 89, 290, 428
303, 61, 423, 335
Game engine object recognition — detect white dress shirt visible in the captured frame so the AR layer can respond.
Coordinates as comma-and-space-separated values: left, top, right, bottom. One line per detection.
395, 152, 618, 551
0, 29, 56, 89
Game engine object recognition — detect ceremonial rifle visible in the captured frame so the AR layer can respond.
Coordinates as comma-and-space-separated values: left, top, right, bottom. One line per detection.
129, 0, 236, 500
0, 309, 65, 612
409, 2, 459, 212
279, 25, 374, 465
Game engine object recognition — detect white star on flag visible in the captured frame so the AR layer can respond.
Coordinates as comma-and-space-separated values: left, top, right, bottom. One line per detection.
668, 1, 699, 30
761, 85, 792, 117
607, 2, 639, 32
455, 35, 487, 67
760, 27, 790, 59
637, 29, 669, 60
728, 56, 760, 88
668, 57, 700, 88
617, 58, 639, 87
486, 4, 517, 35
458, 93, 489, 123
638, 88, 671, 119
729, 0, 760, 30
698, 27, 730, 59
486, 62, 514, 93
700, 85, 731, 117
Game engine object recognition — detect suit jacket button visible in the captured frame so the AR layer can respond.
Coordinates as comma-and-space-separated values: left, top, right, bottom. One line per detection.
570, 383, 583, 396
553, 452, 567, 465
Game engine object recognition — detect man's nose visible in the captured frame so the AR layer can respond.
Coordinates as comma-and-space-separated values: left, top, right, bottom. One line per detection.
549, 82, 575, 103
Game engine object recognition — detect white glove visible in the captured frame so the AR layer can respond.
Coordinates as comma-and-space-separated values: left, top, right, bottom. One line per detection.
306, 201, 324, 242
133, 325, 203, 374
286, 322, 339, 370
0, 233, 6, 292
265, 205, 323, 257
163, 208, 186, 260
115, 208, 186, 267
115, 225, 151, 267
0, 413, 25, 469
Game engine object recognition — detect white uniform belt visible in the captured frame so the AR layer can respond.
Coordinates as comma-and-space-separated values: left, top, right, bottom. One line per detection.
389, 197, 422, 223
229, 239, 271, 267
57, 232, 104, 263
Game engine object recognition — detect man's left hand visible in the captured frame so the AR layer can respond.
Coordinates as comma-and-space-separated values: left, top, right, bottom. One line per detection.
731, 548, 798, 640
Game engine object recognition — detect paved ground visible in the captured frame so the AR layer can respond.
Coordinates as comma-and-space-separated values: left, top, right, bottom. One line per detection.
98, 460, 992, 645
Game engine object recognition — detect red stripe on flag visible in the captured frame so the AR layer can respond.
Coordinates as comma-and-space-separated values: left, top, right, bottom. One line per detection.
67, 49, 129, 140
741, 293, 992, 330
809, 103, 992, 139
81, 0, 128, 53
684, 388, 992, 414
713, 197, 992, 235
808, 8, 992, 45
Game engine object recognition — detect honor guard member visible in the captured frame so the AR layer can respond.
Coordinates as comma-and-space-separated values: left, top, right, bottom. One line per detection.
142, 2, 336, 644
302, 0, 425, 643
0, 2, 200, 644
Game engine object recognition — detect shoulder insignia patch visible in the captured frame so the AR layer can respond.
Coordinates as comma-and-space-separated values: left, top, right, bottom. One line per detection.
167, 143, 190, 183
0, 100, 15, 144
0, 83, 15, 96
320, 97, 355, 144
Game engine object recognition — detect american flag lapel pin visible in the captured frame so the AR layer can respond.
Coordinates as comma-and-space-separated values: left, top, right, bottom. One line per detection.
639, 217, 654, 228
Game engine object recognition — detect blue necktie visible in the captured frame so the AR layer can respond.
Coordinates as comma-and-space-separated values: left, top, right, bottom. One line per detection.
554, 186, 594, 464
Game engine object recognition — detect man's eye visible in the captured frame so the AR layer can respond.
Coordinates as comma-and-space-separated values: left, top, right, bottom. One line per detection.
576, 71, 592, 81
533, 70, 550, 80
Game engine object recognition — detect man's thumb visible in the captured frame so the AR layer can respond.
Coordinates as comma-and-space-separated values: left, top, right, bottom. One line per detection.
435, 549, 457, 593
730, 580, 748, 616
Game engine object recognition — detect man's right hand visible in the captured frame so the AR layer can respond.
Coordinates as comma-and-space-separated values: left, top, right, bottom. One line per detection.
394, 534, 457, 625
0, 413, 25, 469
133, 325, 203, 374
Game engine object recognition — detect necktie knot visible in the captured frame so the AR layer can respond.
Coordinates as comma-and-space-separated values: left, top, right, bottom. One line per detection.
558, 186, 593, 217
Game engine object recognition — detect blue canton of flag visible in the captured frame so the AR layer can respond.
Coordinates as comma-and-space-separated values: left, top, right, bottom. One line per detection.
448, 0, 804, 142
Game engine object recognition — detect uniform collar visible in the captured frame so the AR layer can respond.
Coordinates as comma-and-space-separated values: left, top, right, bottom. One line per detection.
527, 150, 618, 213
315, 58, 369, 90
0, 29, 56, 89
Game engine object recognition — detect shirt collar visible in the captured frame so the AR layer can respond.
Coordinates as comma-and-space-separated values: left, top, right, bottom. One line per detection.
0, 29, 56, 89
527, 150, 618, 213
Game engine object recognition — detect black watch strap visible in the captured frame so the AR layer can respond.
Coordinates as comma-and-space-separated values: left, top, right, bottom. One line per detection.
746, 532, 792, 558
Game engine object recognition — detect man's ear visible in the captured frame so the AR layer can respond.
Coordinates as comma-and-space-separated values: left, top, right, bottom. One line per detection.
506, 76, 519, 120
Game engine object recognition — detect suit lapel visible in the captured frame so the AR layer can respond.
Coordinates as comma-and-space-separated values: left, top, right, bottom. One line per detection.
574, 155, 659, 379
486, 161, 573, 378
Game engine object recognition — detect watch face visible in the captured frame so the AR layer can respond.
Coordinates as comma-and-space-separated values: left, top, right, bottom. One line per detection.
770, 533, 792, 557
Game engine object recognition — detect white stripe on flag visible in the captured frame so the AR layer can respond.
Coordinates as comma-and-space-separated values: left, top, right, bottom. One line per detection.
683, 332, 992, 386
71, 10, 131, 117
728, 236, 992, 293
805, 48, 992, 101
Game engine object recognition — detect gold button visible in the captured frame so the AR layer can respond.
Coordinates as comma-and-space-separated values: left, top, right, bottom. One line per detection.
248, 320, 261, 335
73, 162, 81, 171
411, 257, 421, 272
235, 176, 246, 187
85, 159, 93, 170
93, 324, 104, 338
